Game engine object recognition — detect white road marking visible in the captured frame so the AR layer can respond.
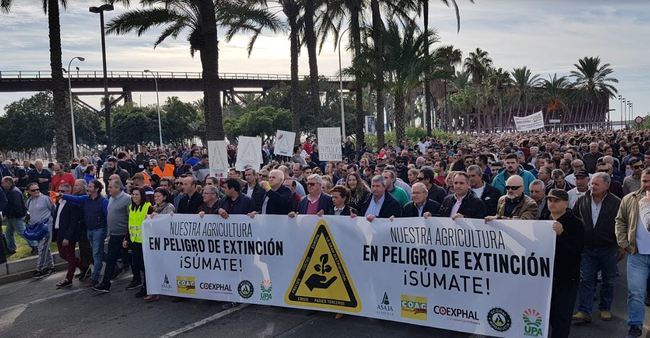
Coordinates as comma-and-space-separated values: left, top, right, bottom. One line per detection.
160, 303, 250, 338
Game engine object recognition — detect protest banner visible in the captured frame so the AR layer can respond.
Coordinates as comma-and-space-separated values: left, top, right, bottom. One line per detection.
207, 140, 229, 178
317, 127, 342, 161
513, 111, 545, 132
274, 130, 296, 157
144, 214, 555, 338
235, 136, 262, 171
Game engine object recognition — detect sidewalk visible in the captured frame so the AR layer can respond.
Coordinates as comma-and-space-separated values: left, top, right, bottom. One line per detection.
0, 249, 72, 285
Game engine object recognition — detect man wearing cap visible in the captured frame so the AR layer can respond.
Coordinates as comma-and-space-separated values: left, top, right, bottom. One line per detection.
568, 170, 590, 208
623, 157, 643, 195
615, 168, 650, 338
546, 188, 585, 338
485, 175, 537, 222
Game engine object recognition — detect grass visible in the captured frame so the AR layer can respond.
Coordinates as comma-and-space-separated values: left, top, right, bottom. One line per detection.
2, 225, 58, 261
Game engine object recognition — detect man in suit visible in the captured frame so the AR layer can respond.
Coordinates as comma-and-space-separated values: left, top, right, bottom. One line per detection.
439, 172, 487, 219
293, 174, 334, 216
403, 182, 440, 217
417, 166, 447, 204
467, 165, 500, 216
255, 169, 293, 215
359, 175, 402, 221
330, 185, 354, 216
243, 167, 266, 212
52, 183, 82, 288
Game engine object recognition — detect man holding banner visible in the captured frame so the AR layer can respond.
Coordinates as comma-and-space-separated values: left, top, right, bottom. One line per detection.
358, 175, 402, 221
257, 169, 292, 215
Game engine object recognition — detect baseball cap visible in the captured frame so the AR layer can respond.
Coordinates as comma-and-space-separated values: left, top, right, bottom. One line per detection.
547, 189, 569, 201
574, 169, 589, 178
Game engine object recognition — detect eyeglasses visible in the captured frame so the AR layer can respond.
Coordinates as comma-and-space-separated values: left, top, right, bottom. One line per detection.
633, 165, 643, 169
58, 190, 67, 193
29, 189, 39, 192
307, 182, 318, 186
505, 186, 521, 190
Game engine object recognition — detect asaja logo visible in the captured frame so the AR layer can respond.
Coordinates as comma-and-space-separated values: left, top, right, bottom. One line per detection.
260, 279, 272, 301
176, 276, 196, 295
400, 295, 427, 320
161, 274, 172, 290
238, 280, 254, 299
376, 292, 394, 316
523, 308, 543, 337
487, 307, 512, 332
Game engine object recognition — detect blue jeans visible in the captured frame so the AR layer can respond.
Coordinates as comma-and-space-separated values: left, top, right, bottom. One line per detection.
626, 253, 650, 327
87, 228, 107, 282
577, 247, 618, 315
5, 217, 36, 252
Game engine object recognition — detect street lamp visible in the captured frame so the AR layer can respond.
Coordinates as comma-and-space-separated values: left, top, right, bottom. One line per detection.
338, 27, 351, 140
67, 56, 85, 159
89, 4, 114, 153
144, 70, 163, 148
622, 97, 626, 129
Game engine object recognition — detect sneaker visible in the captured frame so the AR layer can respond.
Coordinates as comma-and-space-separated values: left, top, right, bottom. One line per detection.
135, 288, 147, 298
56, 279, 73, 288
32, 270, 44, 279
626, 325, 642, 338
125, 280, 143, 290
599, 310, 612, 321
43, 268, 56, 276
92, 284, 111, 293
144, 295, 160, 302
571, 311, 591, 323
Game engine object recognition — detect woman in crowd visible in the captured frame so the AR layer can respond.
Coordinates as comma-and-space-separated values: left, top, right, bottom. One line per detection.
84, 165, 96, 184
144, 188, 175, 301
345, 172, 370, 213
26, 182, 55, 278
123, 187, 153, 299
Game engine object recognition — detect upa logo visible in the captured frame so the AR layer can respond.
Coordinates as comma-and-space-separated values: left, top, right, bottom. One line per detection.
400, 295, 427, 320
176, 276, 196, 295
260, 279, 272, 301
376, 292, 394, 316
161, 274, 172, 290
487, 307, 512, 332
523, 308, 543, 337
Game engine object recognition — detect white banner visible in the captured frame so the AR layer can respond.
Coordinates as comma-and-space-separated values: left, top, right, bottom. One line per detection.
235, 136, 262, 171
207, 140, 229, 178
317, 127, 342, 161
274, 130, 296, 157
513, 111, 545, 132
143, 215, 555, 338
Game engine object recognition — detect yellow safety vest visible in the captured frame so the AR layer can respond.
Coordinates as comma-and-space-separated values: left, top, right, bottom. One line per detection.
128, 202, 151, 243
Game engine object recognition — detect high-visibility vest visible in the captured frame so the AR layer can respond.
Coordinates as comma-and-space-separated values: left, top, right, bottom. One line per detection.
153, 164, 175, 178
128, 202, 151, 243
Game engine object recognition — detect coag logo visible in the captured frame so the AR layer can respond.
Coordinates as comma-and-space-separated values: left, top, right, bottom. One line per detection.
432, 305, 479, 323
523, 308, 543, 337
487, 307, 512, 332
199, 282, 232, 294
176, 276, 196, 295
400, 295, 427, 320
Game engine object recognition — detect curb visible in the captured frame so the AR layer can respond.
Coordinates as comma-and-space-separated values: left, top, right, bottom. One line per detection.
0, 249, 72, 285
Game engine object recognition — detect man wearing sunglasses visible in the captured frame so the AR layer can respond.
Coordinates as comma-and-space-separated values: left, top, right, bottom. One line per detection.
485, 175, 537, 222
623, 157, 643, 195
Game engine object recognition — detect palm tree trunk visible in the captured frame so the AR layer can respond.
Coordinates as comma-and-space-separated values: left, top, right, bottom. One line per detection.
395, 87, 406, 142
371, 0, 385, 147
350, 4, 364, 152
286, 2, 301, 144
199, 0, 223, 140
304, 0, 320, 117
48, 0, 70, 162
422, 0, 432, 136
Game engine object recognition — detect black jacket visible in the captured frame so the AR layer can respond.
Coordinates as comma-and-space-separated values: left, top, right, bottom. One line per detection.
476, 183, 501, 217
177, 191, 203, 214
358, 193, 403, 218
427, 184, 448, 205
263, 185, 293, 215
403, 199, 441, 217
242, 183, 266, 212
218, 194, 255, 215
439, 192, 487, 219
334, 205, 355, 216
3, 187, 25, 218
553, 209, 585, 282
572, 192, 620, 249
298, 194, 334, 215
51, 201, 82, 242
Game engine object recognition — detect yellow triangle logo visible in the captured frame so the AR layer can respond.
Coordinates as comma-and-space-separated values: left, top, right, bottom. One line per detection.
285, 219, 362, 312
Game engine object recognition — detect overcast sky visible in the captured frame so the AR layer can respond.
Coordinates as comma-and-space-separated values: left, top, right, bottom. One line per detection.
0, 0, 648, 121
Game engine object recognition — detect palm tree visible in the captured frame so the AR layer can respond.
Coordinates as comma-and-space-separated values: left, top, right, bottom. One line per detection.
383, 20, 437, 142
570, 56, 618, 101
430, 45, 461, 128
279, 0, 302, 143
106, 0, 281, 141
2, 0, 71, 162
463, 47, 492, 86
542, 73, 571, 117
511, 66, 541, 113
303, 0, 321, 121
449, 70, 470, 91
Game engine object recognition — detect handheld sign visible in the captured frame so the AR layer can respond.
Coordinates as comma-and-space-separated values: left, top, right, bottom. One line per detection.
207, 140, 229, 178
275, 130, 296, 157
236, 136, 262, 171
317, 127, 342, 161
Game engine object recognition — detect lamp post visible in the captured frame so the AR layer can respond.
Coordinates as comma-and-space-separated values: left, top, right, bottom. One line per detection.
144, 70, 163, 148
338, 27, 351, 140
89, 4, 114, 153
622, 97, 627, 129
618, 95, 622, 129
67, 56, 85, 159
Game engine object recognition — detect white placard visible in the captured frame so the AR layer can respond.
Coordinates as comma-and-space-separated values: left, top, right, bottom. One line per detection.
235, 136, 262, 171
207, 140, 229, 178
513, 111, 545, 132
274, 130, 296, 157
317, 127, 342, 161
144, 215, 556, 338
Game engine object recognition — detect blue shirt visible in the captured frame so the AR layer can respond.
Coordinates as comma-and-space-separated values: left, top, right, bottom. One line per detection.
365, 194, 385, 217
62, 194, 108, 230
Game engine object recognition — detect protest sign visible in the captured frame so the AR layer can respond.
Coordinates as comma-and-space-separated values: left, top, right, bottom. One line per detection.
274, 130, 296, 157
513, 111, 545, 132
207, 140, 229, 178
144, 214, 555, 337
317, 127, 342, 161
235, 136, 262, 171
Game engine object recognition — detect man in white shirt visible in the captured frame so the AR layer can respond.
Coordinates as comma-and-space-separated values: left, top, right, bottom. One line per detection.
568, 170, 590, 208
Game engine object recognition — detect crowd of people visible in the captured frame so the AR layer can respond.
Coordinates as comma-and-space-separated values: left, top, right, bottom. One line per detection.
0, 128, 650, 338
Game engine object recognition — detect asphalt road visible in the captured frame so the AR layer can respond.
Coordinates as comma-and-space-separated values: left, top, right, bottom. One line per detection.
0, 261, 648, 338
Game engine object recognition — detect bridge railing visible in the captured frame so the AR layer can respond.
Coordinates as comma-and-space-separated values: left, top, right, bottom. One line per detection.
0, 70, 352, 82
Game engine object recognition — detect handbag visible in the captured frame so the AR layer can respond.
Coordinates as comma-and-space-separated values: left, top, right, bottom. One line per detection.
23, 221, 49, 241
